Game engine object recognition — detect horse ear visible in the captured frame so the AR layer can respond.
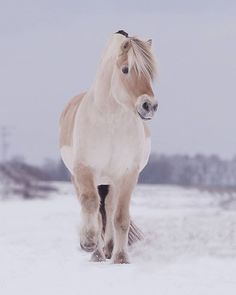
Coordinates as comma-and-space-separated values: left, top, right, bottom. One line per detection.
146, 39, 152, 47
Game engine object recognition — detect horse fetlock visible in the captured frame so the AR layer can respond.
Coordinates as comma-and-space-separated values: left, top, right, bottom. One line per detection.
103, 239, 114, 259
114, 215, 130, 233
80, 227, 99, 252
90, 249, 106, 262
80, 193, 99, 213
112, 250, 130, 264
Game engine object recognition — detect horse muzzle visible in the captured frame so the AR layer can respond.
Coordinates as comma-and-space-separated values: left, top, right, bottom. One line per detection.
137, 98, 158, 120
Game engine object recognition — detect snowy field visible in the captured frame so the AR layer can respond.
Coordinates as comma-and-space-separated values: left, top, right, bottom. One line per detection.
0, 183, 236, 295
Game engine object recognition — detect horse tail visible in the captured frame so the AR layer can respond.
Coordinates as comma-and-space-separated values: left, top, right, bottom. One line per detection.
98, 185, 144, 245
128, 220, 144, 245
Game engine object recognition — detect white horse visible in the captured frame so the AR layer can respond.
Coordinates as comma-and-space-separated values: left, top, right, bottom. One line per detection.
59, 30, 158, 264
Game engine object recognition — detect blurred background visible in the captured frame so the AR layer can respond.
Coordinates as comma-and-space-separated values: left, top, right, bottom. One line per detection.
0, 0, 235, 196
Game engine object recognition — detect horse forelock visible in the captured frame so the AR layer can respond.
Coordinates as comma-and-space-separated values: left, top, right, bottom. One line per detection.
128, 38, 157, 81
100, 34, 156, 81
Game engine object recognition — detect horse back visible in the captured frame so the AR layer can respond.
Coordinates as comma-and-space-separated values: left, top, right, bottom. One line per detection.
59, 92, 86, 148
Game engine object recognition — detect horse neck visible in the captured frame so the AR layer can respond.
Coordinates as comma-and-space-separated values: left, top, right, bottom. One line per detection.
92, 60, 119, 112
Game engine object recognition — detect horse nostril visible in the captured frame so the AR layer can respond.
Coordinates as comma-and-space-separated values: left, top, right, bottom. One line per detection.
153, 103, 158, 112
142, 102, 151, 112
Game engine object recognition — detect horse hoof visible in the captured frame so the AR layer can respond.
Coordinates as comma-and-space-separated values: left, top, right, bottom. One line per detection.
112, 251, 130, 264
90, 249, 106, 262
104, 240, 113, 259
80, 242, 97, 252
105, 252, 112, 259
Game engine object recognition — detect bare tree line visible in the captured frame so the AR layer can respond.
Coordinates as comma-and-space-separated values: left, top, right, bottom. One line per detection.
139, 154, 236, 188
1, 154, 236, 194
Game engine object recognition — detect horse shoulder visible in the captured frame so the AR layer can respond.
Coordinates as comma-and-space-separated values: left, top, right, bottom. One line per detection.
59, 92, 86, 148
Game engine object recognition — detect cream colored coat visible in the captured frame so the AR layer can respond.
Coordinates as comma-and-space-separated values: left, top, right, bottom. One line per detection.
59, 32, 157, 264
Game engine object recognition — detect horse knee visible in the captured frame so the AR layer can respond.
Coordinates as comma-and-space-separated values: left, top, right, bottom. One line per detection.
73, 164, 98, 213
114, 211, 130, 232
80, 192, 99, 213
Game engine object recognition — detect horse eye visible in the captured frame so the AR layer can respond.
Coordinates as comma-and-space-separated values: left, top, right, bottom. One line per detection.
122, 66, 129, 74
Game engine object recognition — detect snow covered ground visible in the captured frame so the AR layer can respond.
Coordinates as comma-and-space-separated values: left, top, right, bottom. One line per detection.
0, 183, 236, 295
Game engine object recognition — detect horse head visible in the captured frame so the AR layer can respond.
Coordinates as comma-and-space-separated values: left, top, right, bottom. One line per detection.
103, 31, 158, 120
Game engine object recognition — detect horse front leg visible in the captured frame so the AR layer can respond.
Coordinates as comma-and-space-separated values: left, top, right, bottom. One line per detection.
112, 170, 139, 264
73, 164, 105, 261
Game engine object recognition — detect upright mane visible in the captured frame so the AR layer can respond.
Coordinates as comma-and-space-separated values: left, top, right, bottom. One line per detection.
128, 37, 157, 81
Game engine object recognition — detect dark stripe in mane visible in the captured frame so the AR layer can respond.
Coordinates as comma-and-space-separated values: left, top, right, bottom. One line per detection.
115, 30, 128, 38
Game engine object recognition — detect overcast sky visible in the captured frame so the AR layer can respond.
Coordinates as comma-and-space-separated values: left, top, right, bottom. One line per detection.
0, 0, 235, 164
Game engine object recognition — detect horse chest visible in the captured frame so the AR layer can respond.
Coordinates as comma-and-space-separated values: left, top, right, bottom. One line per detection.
76, 113, 146, 177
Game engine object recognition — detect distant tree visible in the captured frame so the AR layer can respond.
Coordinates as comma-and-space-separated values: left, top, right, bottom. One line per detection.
0, 160, 57, 199
139, 154, 172, 184
139, 153, 236, 188
55, 160, 70, 181
41, 158, 70, 181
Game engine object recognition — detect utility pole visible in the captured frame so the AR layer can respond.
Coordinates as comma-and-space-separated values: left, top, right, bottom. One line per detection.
1, 126, 10, 163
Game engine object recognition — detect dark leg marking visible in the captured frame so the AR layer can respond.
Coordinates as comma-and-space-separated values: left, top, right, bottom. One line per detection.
97, 185, 109, 233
